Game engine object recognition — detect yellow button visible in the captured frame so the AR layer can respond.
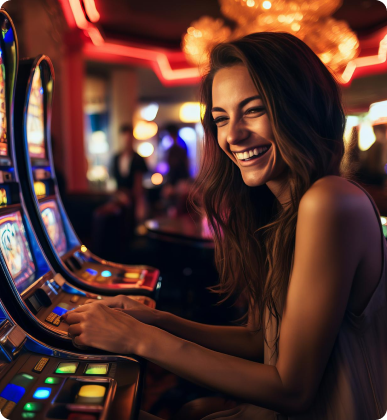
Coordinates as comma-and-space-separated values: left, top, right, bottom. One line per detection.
125, 272, 140, 279
78, 385, 106, 398
2, 400, 16, 417
70, 295, 80, 303
0, 397, 8, 410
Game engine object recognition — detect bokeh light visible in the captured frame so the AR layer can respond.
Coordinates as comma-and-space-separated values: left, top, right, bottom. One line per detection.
180, 102, 201, 123
358, 122, 376, 151
140, 103, 159, 121
179, 127, 196, 142
134, 121, 158, 140
137, 142, 154, 157
151, 173, 164, 185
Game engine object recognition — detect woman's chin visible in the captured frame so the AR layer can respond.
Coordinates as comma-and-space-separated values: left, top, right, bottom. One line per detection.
241, 171, 268, 187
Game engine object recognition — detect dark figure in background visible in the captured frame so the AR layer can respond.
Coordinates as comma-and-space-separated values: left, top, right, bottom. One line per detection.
165, 124, 189, 185
112, 124, 148, 223
162, 124, 192, 217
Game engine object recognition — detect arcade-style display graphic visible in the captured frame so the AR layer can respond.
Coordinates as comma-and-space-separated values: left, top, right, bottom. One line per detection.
40, 200, 67, 257
0, 47, 7, 157
0, 211, 35, 292
26, 66, 46, 159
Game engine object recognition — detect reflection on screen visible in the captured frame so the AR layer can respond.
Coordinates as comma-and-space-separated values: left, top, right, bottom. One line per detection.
0, 211, 35, 292
0, 46, 8, 157
40, 200, 67, 256
27, 66, 45, 159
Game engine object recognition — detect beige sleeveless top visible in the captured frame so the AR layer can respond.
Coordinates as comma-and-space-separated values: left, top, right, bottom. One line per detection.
263, 182, 387, 420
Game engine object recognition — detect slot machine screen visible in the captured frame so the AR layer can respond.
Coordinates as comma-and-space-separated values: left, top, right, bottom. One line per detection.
0, 211, 35, 293
0, 46, 8, 157
26, 65, 46, 159
40, 200, 67, 256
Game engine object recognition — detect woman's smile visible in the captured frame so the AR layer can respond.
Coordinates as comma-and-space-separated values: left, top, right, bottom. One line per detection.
233, 144, 272, 166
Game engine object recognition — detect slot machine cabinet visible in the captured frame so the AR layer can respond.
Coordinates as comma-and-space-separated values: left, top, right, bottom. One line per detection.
13, 55, 161, 299
0, 7, 153, 350
0, 10, 143, 420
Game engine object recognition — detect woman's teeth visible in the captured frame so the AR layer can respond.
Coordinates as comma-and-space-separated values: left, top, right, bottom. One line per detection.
236, 146, 269, 161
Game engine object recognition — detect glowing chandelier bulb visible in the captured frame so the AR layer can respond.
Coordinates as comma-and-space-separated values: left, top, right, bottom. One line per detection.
262, 1, 271, 9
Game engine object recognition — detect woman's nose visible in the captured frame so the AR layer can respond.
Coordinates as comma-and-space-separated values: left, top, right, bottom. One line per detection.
226, 120, 248, 145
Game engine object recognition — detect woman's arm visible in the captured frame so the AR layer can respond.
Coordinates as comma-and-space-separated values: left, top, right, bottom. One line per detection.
64, 180, 367, 414
153, 308, 263, 362
88, 290, 263, 361
86, 295, 263, 361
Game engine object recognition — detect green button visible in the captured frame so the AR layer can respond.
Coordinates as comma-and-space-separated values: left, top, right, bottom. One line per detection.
22, 413, 36, 418
23, 402, 42, 412
10, 373, 35, 387
85, 363, 109, 375
55, 362, 78, 374
44, 376, 61, 384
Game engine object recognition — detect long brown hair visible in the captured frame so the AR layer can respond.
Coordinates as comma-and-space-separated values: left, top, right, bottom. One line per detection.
191, 32, 346, 358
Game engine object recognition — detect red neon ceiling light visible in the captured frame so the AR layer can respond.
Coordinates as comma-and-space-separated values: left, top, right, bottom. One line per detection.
83, 0, 100, 23
63, 0, 200, 85
340, 34, 387, 84
63, 0, 386, 86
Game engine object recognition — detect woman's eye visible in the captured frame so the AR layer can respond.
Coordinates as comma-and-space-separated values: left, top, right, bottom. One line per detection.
212, 116, 228, 126
245, 107, 265, 116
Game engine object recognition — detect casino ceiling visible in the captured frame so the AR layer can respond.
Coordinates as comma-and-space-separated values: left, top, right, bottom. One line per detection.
98, 0, 387, 49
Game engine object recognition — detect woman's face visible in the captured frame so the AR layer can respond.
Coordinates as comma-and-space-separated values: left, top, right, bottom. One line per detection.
212, 65, 286, 187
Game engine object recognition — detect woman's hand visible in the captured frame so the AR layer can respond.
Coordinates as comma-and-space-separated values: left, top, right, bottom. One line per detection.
84, 294, 159, 326
62, 302, 148, 354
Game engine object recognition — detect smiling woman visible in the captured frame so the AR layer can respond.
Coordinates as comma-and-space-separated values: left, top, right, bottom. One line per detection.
63, 32, 387, 420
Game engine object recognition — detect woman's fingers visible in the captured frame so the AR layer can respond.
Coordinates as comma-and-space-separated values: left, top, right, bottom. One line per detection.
68, 324, 83, 337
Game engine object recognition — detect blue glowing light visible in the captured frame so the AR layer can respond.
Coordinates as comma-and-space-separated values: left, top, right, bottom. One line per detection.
179, 127, 196, 143
155, 162, 169, 175
101, 270, 112, 278
160, 135, 174, 150
62, 283, 86, 296
86, 268, 98, 276
39, 87, 44, 95
0, 383, 26, 403
52, 306, 68, 317
33, 387, 51, 399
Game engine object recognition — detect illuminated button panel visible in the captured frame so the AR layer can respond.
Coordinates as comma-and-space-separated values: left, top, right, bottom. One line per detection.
55, 362, 79, 374
45, 303, 70, 327
84, 364, 109, 376
0, 354, 118, 419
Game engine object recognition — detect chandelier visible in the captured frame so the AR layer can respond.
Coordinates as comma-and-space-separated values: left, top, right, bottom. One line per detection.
182, 0, 359, 79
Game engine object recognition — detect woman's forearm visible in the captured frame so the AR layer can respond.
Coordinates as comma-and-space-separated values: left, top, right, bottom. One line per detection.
137, 324, 302, 414
154, 311, 263, 361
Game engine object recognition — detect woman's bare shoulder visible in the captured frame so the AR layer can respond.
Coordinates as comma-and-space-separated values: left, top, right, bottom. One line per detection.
300, 176, 370, 214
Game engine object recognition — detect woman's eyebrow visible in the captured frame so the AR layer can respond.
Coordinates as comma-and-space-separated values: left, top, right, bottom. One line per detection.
211, 95, 261, 113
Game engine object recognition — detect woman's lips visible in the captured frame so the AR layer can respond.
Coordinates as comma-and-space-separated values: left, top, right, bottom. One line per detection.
236, 144, 272, 167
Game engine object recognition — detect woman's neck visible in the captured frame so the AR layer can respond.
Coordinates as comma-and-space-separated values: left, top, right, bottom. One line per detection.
266, 176, 291, 209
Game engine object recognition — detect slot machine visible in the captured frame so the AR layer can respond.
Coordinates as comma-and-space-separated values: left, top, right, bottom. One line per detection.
0, 24, 153, 348
0, 9, 142, 420
13, 59, 160, 298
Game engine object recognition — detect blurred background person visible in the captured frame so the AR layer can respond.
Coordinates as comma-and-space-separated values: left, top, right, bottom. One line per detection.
165, 123, 189, 186
112, 123, 148, 224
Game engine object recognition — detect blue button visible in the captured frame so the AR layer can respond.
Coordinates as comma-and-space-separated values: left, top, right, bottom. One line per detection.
86, 268, 98, 276
33, 387, 51, 399
0, 383, 25, 403
52, 306, 68, 317
101, 270, 112, 278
